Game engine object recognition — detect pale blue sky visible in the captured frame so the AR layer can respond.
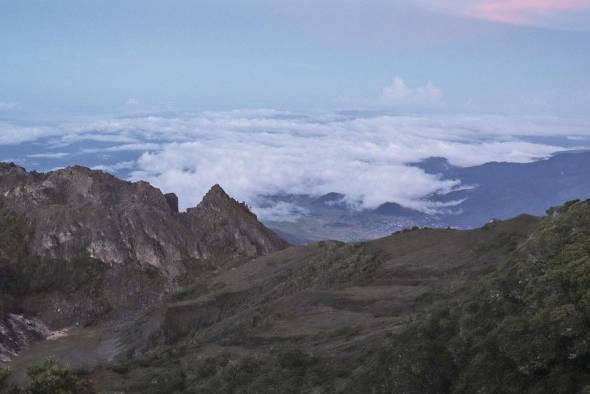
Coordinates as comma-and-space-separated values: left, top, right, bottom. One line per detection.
1, 0, 590, 119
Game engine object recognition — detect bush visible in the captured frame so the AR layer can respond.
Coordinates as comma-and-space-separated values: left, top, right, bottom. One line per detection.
25, 360, 94, 394
0, 374, 21, 394
349, 200, 590, 394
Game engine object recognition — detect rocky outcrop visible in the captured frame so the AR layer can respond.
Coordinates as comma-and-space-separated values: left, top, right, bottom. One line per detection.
0, 163, 288, 361
0, 314, 49, 364
184, 184, 288, 260
0, 163, 288, 278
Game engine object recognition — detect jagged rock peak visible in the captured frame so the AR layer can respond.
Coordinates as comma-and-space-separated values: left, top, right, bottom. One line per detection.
165, 193, 179, 214
198, 184, 254, 215
0, 162, 26, 175
202, 184, 231, 202
0, 162, 20, 170
0, 163, 288, 271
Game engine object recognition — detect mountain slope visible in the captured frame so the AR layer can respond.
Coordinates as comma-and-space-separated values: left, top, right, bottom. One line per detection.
350, 198, 590, 393
81, 214, 539, 392
421, 150, 590, 227
0, 163, 287, 276
84, 200, 589, 394
0, 163, 287, 363
3, 163, 590, 393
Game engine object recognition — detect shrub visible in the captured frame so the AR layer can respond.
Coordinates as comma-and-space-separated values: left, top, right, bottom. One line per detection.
25, 360, 95, 394
348, 200, 590, 393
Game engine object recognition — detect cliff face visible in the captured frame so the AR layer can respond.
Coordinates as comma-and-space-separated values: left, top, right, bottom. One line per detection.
184, 184, 288, 261
0, 163, 287, 278
0, 163, 287, 360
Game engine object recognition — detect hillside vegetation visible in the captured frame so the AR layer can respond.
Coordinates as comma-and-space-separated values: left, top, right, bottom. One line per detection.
87, 213, 545, 393
351, 199, 590, 393
2, 165, 590, 393
88, 201, 590, 393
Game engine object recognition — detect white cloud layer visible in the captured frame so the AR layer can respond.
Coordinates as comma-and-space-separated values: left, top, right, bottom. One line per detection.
92, 161, 136, 173
0, 122, 61, 145
1, 110, 587, 219
28, 152, 69, 159
126, 112, 569, 214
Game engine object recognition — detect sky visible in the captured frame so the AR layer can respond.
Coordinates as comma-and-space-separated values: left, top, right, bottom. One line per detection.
1, 0, 590, 117
1, 1, 590, 219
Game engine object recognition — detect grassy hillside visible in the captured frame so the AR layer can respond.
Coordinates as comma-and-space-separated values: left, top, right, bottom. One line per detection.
86, 213, 539, 393
5, 199, 590, 393
350, 199, 590, 393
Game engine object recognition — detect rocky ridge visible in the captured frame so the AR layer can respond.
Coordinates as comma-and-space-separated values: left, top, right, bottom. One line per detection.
0, 163, 287, 277
0, 162, 287, 362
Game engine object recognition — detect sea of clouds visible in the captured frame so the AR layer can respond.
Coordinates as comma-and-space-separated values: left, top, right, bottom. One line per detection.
1, 110, 588, 220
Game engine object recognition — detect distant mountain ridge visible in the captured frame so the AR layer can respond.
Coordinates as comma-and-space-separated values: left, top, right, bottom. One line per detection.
267, 150, 590, 242
414, 149, 590, 226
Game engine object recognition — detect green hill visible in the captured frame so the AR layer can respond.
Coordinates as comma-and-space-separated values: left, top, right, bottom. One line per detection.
351, 199, 590, 393
2, 168, 590, 393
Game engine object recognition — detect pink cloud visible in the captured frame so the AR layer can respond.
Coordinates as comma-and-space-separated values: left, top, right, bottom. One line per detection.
470, 0, 590, 24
